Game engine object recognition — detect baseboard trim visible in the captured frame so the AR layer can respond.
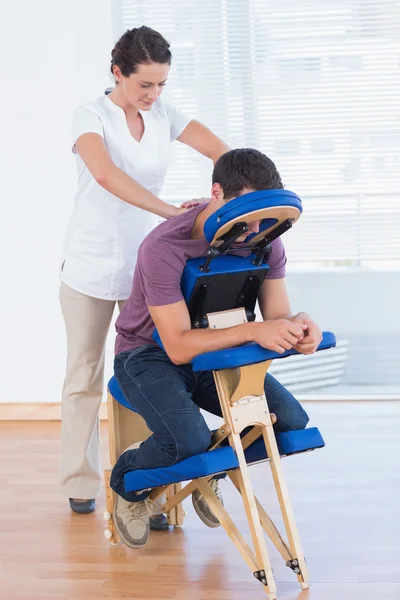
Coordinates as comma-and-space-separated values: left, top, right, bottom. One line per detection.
0, 403, 109, 421
1, 397, 399, 420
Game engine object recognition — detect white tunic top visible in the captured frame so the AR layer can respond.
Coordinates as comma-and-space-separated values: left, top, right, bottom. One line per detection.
61, 95, 191, 300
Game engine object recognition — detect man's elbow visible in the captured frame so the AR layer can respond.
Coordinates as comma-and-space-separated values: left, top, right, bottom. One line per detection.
168, 350, 191, 366
169, 355, 186, 366
165, 342, 193, 366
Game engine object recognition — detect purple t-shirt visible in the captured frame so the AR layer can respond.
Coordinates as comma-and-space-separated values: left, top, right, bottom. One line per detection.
115, 204, 287, 354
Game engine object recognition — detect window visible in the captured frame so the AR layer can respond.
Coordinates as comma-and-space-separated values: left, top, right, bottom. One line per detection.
114, 0, 400, 269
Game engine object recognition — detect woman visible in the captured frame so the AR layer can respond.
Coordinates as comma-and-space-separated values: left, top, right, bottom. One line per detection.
60, 26, 230, 522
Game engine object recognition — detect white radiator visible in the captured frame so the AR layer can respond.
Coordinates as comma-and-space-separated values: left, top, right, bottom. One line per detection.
269, 340, 349, 393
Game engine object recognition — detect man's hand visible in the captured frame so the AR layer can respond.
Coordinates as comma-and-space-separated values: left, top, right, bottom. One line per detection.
291, 312, 322, 355
253, 319, 307, 354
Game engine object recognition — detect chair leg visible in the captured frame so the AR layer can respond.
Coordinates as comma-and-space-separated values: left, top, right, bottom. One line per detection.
229, 432, 277, 598
165, 483, 185, 527
261, 427, 309, 589
212, 361, 309, 593
196, 478, 277, 600
228, 471, 292, 563
165, 484, 177, 526
103, 469, 120, 545
173, 483, 184, 527
210, 428, 294, 564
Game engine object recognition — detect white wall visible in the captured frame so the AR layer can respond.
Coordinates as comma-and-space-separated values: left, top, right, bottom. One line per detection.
0, 0, 114, 403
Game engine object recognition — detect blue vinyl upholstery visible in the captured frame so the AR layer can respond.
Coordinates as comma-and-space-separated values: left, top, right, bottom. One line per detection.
122, 427, 325, 493
108, 374, 133, 412
192, 331, 337, 372
245, 427, 325, 462
181, 254, 269, 307
124, 446, 239, 493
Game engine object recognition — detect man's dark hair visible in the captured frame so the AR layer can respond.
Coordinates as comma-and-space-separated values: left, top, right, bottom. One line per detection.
110, 26, 171, 77
212, 149, 283, 199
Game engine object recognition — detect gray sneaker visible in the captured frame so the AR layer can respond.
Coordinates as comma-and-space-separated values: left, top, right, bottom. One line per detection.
192, 478, 223, 528
113, 495, 158, 549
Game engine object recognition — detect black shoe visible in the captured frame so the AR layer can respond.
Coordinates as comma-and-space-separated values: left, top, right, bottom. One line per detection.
150, 513, 169, 531
69, 498, 96, 514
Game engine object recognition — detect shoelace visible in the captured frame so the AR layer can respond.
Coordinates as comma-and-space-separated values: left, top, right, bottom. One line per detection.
126, 498, 158, 522
196, 478, 222, 502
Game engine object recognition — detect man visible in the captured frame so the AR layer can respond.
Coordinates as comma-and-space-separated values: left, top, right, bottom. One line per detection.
110, 149, 322, 549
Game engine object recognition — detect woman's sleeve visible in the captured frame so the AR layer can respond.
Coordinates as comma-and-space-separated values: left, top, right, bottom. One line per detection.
71, 107, 104, 151
163, 102, 192, 141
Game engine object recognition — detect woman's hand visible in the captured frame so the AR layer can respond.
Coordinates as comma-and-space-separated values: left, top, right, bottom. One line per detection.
166, 198, 210, 218
180, 197, 210, 209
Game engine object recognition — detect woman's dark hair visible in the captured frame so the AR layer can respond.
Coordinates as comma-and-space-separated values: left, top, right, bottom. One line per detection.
110, 26, 171, 77
212, 149, 283, 199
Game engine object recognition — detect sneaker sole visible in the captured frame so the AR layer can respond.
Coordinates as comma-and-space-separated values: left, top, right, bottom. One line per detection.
192, 495, 221, 528
112, 503, 149, 549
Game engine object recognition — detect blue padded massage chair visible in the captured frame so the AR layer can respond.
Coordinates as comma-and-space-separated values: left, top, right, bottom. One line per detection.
104, 189, 336, 599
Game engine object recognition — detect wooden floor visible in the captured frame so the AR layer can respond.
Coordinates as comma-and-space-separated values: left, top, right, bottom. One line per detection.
1, 402, 400, 600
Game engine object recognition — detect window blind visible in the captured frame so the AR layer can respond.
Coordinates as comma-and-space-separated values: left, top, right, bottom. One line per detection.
114, 0, 400, 267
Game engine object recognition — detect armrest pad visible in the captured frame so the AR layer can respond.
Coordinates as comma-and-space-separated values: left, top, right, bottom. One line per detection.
191, 331, 336, 372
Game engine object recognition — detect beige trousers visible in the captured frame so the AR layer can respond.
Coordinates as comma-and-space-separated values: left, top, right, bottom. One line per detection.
59, 282, 127, 499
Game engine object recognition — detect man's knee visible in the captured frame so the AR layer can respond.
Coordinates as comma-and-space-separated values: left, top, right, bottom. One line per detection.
274, 405, 309, 432
264, 374, 310, 432
292, 407, 309, 430
173, 412, 211, 461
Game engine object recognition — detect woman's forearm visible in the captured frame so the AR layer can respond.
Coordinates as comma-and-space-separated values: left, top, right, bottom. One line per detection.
210, 141, 231, 164
96, 164, 176, 219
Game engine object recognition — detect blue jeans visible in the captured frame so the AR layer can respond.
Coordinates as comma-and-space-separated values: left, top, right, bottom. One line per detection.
110, 345, 309, 502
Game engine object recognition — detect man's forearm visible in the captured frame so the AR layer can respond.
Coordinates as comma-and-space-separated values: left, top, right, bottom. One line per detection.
169, 321, 258, 365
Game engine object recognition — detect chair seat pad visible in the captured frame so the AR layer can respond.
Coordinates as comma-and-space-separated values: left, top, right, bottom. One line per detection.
245, 427, 325, 463
123, 427, 324, 493
108, 381, 325, 493
108, 376, 135, 412
124, 446, 239, 493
